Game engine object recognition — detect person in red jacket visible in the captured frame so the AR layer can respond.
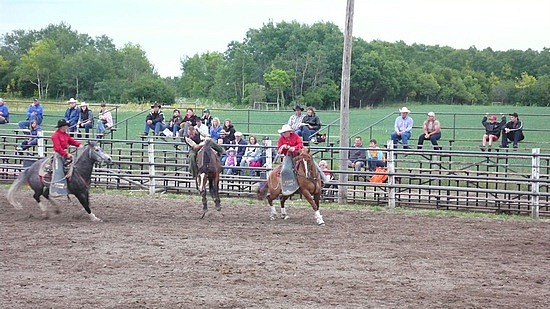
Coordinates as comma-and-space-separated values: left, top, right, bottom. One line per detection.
52, 119, 82, 163
277, 124, 303, 157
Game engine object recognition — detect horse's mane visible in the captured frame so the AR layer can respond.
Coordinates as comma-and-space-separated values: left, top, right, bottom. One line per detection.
294, 148, 319, 179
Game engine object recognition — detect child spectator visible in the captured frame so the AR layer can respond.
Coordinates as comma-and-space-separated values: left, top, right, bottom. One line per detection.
367, 139, 386, 172
481, 113, 506, 151
16, 119, 42, 154
224, 148, 237, 175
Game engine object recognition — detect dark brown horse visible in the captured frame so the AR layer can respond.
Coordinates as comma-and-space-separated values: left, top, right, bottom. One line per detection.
257, 148, 325, 225
195, 139, 222, 218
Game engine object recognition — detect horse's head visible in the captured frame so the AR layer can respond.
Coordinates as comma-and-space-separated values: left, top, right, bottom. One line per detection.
86, 141, 112, 165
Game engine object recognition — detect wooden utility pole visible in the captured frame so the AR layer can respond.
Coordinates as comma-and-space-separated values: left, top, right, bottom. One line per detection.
338, 0, 354, 203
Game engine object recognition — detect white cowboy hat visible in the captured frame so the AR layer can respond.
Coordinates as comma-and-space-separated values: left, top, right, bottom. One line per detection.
427, 111, 435, 117
79, 102, 88, 107
399, 106, 411, 113
68, 98, 78, 103
277, 124, 293, 133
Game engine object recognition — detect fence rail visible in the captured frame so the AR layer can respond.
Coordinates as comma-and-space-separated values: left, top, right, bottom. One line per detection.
1, 133, 549, 218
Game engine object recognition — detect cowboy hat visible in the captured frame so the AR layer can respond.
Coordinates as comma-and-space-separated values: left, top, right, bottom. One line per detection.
56, 119, 70, 128
427, 112, 435, 117
293, 104, 304, 111
151, 102, 161, 108
68, 98, 78, 103
79, 102, 88, 107
234, 131, 243, 137
277, 124, 293, 133
399, 107, 411, 113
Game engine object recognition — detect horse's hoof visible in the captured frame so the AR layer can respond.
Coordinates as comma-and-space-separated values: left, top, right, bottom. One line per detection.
318, 221, 325, 226
270, 215, 276, 221
215, 206, 221, 211
281, 214, 289, 220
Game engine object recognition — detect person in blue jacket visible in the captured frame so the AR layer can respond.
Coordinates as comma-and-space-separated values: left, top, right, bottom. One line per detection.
0, 98, 9, 124
18, 98, 43, 129
64, 98, 80, 135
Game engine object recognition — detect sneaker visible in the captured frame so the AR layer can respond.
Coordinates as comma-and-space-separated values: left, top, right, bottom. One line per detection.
15, 146, 23, 151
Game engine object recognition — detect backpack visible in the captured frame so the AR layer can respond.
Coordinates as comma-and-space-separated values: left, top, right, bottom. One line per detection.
370, 167, 388, 183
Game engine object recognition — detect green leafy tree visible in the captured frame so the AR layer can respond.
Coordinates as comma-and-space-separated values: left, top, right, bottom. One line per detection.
264, 65, 291, 106
15, 39, 61, 99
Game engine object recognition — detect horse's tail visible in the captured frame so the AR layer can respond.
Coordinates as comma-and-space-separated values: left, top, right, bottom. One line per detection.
256, 180, 269, 200
7, 170, 29, 209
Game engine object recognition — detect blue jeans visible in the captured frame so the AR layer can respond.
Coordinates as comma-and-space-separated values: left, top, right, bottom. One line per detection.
501, 130, 524, 147
297, 126, 317, 142
78, 122, 94, 137
144, 122, 165, 135
391, 131, 412, 148
96, 121, 107, 135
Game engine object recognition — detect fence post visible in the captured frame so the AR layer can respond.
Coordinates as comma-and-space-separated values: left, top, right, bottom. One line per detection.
387, 140, 396, 209
531, 148, 540, 219
148, 139, 156, 195
37, 131, 44, 157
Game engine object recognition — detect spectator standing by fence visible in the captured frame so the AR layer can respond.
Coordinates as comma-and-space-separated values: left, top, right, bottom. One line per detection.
0, 98, 9, 124
481, 113, 506, 151
501, 112, 524, 149
18, 98, 43, 129
96, 103, 113, 138
391, 106, 413, 149
417, 111, 442, 150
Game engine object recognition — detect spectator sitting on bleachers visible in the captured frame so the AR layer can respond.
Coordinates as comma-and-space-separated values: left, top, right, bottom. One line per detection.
201, 108, 213, 128
367, 139, 386, 172
348, 136, 367, 171
501, 112, 524, 149
179, 108, 200, 137
0, 98, 10, 124
240, 135, 262, 176
18, 98, 43, 129
96, 103, 113, 138
228, 131, 247, 166
209, 117, 223, 142
391, 106, 413, 149
194, 117, 210, 140
297, 106, 321, 144
224, 148, 238, 175
16, 119, 42, 154
288, 104, 305, 132
64, 98, 79, 135
166, 109, 183, 137
143, 102, 166, 137
481, 113, 506, 151
220, 118, 236, 146
417, 111, 442, 150
76, 102, 94, 138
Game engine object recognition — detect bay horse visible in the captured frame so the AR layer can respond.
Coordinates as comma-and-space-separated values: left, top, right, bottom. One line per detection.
257, 148, 325, 225
195, 139, 222, 218
7, 141, 112, 221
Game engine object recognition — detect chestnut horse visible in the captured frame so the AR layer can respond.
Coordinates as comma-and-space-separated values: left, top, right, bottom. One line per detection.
195, 139, 222, 218
257, 148, 325, 225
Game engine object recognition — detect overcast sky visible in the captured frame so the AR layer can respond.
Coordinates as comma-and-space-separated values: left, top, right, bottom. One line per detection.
1, 0, 548, 77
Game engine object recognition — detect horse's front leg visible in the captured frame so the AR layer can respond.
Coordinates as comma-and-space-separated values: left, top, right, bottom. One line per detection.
302, 190, 324, 226
75, 191, 101, 222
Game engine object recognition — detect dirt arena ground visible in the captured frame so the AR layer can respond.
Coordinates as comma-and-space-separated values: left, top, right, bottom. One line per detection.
1, 188, 549, 308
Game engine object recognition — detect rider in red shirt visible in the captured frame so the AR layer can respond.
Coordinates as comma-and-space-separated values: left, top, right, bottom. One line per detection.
51, 119, 82, 161
277, 124, 303, 156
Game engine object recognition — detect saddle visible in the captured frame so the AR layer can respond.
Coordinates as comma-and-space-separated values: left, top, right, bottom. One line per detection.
38, 155, 75, 184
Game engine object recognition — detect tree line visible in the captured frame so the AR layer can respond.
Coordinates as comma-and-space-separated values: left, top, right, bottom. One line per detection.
1, 21, 548, 108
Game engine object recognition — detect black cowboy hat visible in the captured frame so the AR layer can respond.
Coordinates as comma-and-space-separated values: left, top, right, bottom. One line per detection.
151, 102, 161, 108
293, 104, 304, 111
56, 119, 70, 128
